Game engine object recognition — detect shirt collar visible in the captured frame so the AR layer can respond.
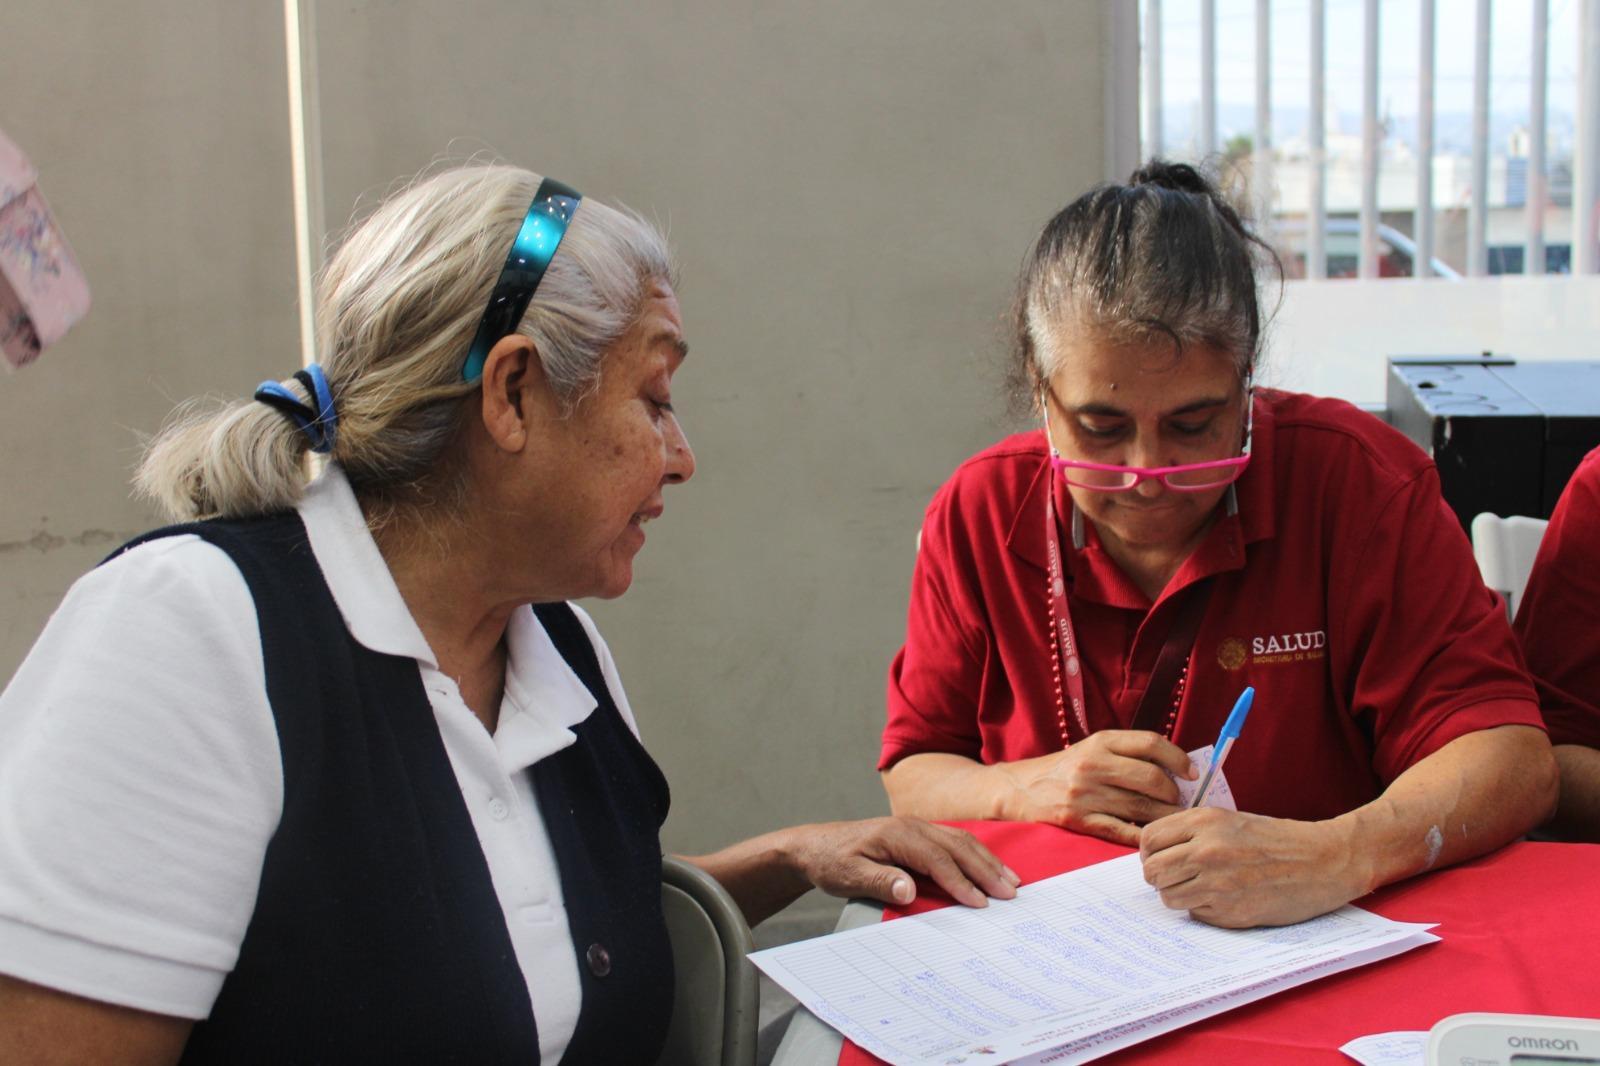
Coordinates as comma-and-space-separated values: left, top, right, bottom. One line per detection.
295, 466, 600, 762
298, 463, 439, 666
1004, 392, 1278, 604
495, 605, 600, 771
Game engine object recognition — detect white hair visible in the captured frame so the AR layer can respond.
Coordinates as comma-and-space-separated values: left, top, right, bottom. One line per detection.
136, 164, 673, 523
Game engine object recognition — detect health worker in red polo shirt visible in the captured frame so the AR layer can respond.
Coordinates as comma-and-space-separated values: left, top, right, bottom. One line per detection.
1515, 445, 1600, 841
880, 161, 1558, 928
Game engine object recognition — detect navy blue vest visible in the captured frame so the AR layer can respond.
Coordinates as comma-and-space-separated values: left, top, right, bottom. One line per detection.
106, 513, 674, 1064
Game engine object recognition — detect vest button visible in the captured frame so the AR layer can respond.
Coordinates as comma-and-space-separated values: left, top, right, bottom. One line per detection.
586, 942, 611, 978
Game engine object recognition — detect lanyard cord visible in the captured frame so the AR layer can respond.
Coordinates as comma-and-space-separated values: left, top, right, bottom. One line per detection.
1044, 485, 1091, 744
1043, 476, 1201, 749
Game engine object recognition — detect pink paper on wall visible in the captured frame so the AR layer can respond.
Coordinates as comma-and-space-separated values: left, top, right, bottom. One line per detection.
0, 129, 90, 370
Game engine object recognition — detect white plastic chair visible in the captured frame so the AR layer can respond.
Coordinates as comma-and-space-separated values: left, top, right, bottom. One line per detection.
657, 856, 759, 1066
1470, 512, 1550, 619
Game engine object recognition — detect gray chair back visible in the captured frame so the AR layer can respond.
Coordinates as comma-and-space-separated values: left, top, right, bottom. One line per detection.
657, 856, 760, 1066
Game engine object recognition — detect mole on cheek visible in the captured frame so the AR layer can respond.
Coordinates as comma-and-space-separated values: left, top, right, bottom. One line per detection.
612, 443, 625, 458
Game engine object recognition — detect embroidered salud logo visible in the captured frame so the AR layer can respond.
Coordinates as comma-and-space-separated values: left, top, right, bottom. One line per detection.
1218, 630, 1327, 669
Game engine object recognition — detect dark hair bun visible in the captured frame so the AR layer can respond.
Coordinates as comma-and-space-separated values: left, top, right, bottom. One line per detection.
1128, 160, 1215, 197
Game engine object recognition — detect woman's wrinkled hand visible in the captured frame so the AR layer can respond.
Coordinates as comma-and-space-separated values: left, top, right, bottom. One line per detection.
785, 817, 1021, 908
993, 730, 1195, 846
1139, 807, 1370, 928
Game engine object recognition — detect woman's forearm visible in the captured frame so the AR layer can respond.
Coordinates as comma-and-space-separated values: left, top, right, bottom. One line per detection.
679, 829, 814, 928
1140, 719, 1558, 928
1548, 744, 1600, 842
1331, 721, 1558, 894
881, 752, 1010, 821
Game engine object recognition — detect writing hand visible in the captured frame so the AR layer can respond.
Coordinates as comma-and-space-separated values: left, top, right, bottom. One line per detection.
1139, 807, 1367, 927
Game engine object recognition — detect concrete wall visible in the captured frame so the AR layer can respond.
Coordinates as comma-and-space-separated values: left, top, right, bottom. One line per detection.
2, 4, 1109, 864
0, 4, 298, 673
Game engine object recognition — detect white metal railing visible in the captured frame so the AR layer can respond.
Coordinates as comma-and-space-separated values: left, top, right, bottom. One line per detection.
1145, 0, 1164, 160
1360, 0, 1379, 278
1308, 0, 1326, 279
1200, 0, 1217, 157
1528, 0, 1549, 276
1132, 0, 1600, 279
1417, 0, 1435, 276
1578, 0, 1600, 274
1469, 0, 1491, 276
1254, 0, 1273, 230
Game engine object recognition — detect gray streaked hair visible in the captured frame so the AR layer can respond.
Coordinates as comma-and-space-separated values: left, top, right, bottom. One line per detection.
1008, 159, 1278, 411
136, 164, 673, 523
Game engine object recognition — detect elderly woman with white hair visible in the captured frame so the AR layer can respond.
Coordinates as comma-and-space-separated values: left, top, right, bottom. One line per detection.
0, 166, 1017, 1064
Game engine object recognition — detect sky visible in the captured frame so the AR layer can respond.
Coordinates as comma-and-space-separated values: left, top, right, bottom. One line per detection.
1150, 0, 1585, 155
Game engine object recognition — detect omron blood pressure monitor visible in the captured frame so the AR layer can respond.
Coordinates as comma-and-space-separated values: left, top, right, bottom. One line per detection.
1428, 1013, 1600, 1065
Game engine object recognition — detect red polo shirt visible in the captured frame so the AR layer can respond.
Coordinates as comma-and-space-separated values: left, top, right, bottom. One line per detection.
882, 389, 1543, 822
1515, 445, 1600, 748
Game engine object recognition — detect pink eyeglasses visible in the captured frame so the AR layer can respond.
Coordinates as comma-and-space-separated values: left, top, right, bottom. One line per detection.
1044, 389, 1253, 493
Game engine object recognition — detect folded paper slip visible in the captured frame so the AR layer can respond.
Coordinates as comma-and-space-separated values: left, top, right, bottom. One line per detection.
0, 129, 90, 370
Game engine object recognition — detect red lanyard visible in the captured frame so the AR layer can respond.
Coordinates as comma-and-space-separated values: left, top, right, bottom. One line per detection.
1043, 474, 1215, 749
1043, 483, 1091, 744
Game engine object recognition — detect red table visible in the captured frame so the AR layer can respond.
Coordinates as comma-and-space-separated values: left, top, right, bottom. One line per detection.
839, 821, 1600, 1065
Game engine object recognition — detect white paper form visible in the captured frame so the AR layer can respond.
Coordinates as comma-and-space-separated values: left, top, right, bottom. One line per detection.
1010, 937, 1434, 1065
751, 854, 1437, 1066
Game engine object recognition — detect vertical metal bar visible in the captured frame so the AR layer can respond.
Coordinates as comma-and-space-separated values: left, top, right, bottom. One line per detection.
1527, 0, 1549, 275
1469, 0, 1492, 277
1201, 0, 1218, 157
1145, 0, 1165, 160
1360, 0, 1381, 278
1416, 0, 1436, 276
1107, 0, 1142, 182
1255, 0, 1273, 229
1574, 0, 1600, 274
283, 0, 325, 367
1309, 0, 1327, 279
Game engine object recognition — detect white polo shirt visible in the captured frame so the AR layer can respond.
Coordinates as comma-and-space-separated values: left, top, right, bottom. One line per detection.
0, 465, 635, 1064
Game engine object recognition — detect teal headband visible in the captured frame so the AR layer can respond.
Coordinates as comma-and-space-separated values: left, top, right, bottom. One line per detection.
461, 177, 582, 382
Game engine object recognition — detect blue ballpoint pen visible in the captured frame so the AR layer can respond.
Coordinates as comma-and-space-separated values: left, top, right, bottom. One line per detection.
1189, 686, 1255, 809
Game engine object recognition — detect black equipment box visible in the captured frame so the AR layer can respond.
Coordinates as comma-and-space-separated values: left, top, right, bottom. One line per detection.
1386, 356, 1600, 530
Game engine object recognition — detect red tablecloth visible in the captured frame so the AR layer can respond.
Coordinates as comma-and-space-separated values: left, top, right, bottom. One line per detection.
838, 821, 1600, 1065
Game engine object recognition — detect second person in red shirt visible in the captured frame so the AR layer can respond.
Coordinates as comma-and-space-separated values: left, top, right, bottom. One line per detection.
881, 160, 1557, 928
